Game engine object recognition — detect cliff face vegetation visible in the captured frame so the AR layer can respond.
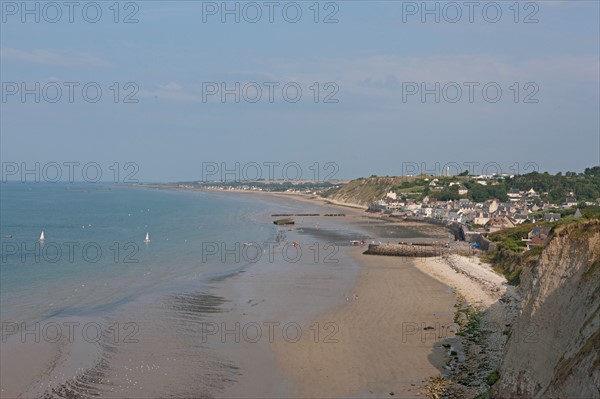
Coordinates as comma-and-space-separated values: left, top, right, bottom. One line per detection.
495, 220, 600, 398
322, 176, 409, 207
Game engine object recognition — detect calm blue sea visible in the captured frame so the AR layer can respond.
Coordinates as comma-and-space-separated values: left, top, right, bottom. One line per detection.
0, 183, 279, 324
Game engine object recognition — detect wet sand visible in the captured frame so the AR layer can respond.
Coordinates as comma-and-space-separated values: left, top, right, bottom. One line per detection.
272, 249, 456, 398
206, 192, 458, 398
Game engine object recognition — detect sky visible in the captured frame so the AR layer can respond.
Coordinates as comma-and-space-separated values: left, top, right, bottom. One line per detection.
1, 0, 599, 182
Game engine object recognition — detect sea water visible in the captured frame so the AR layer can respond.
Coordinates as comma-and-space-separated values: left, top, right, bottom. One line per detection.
0, 183, 277, 324
1, 183, 307, 397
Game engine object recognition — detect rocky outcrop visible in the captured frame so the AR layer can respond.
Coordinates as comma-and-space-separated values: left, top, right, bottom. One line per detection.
495, 220, 600, 398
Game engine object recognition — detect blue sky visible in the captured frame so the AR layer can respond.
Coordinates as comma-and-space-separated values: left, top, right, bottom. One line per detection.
1, 0, 599, 181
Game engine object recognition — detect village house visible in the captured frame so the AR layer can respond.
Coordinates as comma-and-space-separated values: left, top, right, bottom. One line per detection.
513, 212, 530, 225
430, 181, 443, 191
483, 199, 500, 214
507, 188, 522, 202
448, 209, 464, 223
447, 182, 469, 195
525, 188, 539, 199
544, 213, 561, 222
473, 212, 491, 226
388, 201, 404, 212
418, 205, 433, 218
458, 199, 476, 212
368, 200, 387, 212
528, 226, 551, 240
485, 215, 517, 233
526, 236, 546, 250
432, 206, 449, 220
403, 203, 421, 214
461, 211, 476, 223
496, 202, 515, 216
524, 226, 552, 250
563, 197, 578, 208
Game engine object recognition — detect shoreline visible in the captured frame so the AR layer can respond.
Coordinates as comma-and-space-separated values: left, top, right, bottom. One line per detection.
139, 184, 458, 238
1, 184, 519, 398
204, 190, 515, 397
200, 188, 369, 212
139, 185, 515, 397
135, 189, 514, 397
234, 193, 520, 397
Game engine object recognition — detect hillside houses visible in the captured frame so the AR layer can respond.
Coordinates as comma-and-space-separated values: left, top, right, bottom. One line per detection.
449, 182, 469, 195
367, 180, 594, 236
508, 187, 540, 202
372, 195, 538, 230
369, 187, 569, 234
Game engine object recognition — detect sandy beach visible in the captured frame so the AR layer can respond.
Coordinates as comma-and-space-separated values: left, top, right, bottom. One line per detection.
273, 249, 457, 398
251, 191, 516, 398
199, 190, 514, 398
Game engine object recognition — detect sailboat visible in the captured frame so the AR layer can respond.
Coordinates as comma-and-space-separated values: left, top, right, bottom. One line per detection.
144, 232, 150, 243
39, 231, 45, 241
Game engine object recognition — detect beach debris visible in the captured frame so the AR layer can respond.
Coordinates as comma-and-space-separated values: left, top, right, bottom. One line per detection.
273, 218, 295, 225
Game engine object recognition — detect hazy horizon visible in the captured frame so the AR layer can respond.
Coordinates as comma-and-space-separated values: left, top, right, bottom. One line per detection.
2, 1, 599, 180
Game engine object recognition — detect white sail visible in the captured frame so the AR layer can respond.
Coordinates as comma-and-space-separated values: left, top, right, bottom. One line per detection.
144, 232, 150, 242
39, 231, 45, 241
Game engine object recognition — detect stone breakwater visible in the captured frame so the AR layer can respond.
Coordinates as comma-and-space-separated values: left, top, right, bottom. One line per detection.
363, 243, 474, 258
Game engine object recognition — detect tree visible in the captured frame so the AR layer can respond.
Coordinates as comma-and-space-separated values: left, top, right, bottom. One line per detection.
584, 166, 600, 176
435, 186, 460, 201
549, 188, 564, 204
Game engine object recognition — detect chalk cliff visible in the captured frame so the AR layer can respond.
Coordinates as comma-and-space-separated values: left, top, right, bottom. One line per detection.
495, 220, 600, 398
